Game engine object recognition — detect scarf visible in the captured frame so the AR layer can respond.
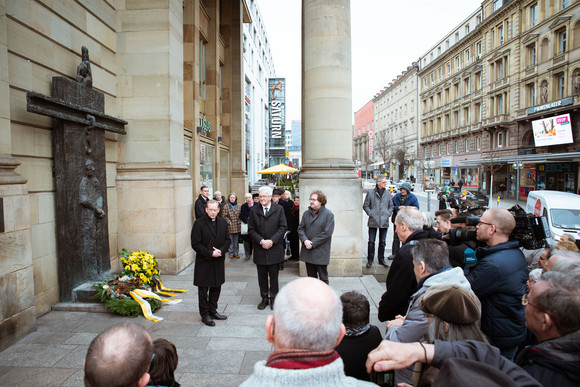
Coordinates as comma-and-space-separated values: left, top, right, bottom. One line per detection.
266, 349, 340, 370
377, 186, 386, 197
345, 323, 371, 337
228, 201, 237, 210
399, 194, 408, 204
291, 204, 299, 215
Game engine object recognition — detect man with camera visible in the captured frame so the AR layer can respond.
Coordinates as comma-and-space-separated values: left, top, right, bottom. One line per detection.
435, 209, 477, 269
466, 208, 528, 360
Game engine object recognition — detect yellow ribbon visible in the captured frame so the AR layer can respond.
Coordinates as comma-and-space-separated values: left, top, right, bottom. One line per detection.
129, 291, 164, 322
156, 279, 187, 293
134, 288, 182, 305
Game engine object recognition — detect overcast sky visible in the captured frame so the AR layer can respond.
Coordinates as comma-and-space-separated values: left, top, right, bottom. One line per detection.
257, 0, 483, 124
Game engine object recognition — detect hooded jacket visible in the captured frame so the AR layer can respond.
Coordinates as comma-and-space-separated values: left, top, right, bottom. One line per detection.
466, 240, 528, 349
516, 329, 580, 387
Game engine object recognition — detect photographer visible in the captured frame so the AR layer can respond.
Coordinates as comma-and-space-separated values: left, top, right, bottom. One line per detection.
435, 209, 476, 269
465, 208, 528, 360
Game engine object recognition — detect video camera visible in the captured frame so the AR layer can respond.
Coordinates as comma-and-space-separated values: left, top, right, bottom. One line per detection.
444, 205, 551, 250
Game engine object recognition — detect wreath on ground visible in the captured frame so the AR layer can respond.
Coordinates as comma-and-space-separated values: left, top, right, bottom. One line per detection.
94, 275, 162, 317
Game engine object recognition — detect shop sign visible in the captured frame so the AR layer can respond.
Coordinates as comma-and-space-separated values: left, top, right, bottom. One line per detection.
441, 158, 452, 167
199, 117, 211, 133
526, 97, 573, 115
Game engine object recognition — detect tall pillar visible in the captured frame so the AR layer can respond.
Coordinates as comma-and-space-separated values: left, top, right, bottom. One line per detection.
301, 0, 362, 276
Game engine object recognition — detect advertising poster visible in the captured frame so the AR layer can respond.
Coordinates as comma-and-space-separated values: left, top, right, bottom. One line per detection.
532, 113, 573, 147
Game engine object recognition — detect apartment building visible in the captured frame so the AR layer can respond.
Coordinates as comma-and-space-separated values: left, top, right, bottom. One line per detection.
353, 100, 374, 178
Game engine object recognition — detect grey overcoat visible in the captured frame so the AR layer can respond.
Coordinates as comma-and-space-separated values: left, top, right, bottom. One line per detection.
363, 188, 394, 228
298, 206, 335, 265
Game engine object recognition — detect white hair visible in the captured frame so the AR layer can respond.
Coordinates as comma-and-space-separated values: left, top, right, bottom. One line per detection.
395, 207, 423, 231
274, 279, 342, 351
244, 193, 252, 198
214, 191, 222, 196
529, 268, 543, 283
258, 186, 273, 196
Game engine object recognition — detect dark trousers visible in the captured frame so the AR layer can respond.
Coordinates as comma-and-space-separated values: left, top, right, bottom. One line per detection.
368, 227, 388, 263
305, 262, 329, 284
392, 224, 401, 255
198, 286, 221, 317
289, 230, 300, 259
257, 264, 279, 300
242, 235, 253, 257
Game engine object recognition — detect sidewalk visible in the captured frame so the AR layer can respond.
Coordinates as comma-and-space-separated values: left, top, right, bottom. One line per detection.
0, 257, 387, 386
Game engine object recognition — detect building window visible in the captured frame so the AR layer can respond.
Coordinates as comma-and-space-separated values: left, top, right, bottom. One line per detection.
530, 4, 538, 27
558, 29, 567, 54
447, 143, 451, 154
528, 44, 536, 66
455, 32, 460, 43
446, 62, 451, 76
465, 24, 470, 35
528, 83, 536, 106
562, 0, 569, 9
465, 49, 470, 64
464, 78, 470, 95
475, 103, 481, 122
464, 107, 470, 125
476, 15, 482, 25
455, 56, 460, 70
439, 144, 443, 154
431, 72, 435, 84
498, 25, 504, 45
439, 67, 442, 80
497, 132, 503, 147
494, 0, 503, 12
465, 139, 470, 152
498, 94, 504, 114
438, 46, 442, 56
446, 39, 450, 49
476, 41, 482, 58
199, 39, 207, 99
558, 74, 565, 98
455, 141, 459, 153
476, 136, 481, 150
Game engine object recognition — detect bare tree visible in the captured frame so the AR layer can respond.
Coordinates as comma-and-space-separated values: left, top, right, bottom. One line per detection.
481, 148, 504, 207
373, 130, 392, 172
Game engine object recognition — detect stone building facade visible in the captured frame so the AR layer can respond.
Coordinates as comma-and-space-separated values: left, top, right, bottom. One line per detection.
0, 0, 252, 350
353, 99, 374, 178
373, 65, 420, 181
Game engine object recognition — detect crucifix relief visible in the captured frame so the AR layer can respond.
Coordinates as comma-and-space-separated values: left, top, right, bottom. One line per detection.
26, 47, 127, 301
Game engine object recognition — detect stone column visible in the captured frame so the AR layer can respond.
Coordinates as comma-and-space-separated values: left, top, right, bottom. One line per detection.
301, 0, 362, 276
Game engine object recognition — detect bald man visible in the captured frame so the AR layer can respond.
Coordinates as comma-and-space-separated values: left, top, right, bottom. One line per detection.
241, 278, 375, 386
466, 208, 528, 360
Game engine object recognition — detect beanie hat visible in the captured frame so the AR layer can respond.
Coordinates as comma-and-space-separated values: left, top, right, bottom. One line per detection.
418, 284, 481, 324
433, 358, 517, 387
400, 182, 412, 192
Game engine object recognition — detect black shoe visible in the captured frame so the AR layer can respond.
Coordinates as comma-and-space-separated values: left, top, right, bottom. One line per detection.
366, 261, 372, 268
388, 254, 396, 260
257, 298, 269, 310
379, 260, 388, 267
201, 315, 215, 326
270, 297, 275, 310
210, 312, 227, 320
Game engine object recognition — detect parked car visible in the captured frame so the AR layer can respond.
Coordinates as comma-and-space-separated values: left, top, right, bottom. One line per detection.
437, 186, 488, 207
526, 190, 580, 247
362, 179, 376, 190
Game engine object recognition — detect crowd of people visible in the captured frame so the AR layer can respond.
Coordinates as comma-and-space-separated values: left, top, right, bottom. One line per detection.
83, 177, 579, 386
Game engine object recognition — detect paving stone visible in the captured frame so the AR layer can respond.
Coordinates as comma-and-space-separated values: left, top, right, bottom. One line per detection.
150, 335, 210, 350
17, 331, 75, 345
0, 366, 12, 378
178, 372, 248, 387
63, 333, 97, 345
176, 349, 245, 374
225, 313, 269, 327
0, 344, 76, 367
0, 366, 77, 386
206, 337, 272, 351
196, 325, 264, 339
240, 351, 271, 375
148, 322, 201, 337
53, 345, 89, 368
60, 369, 85, 386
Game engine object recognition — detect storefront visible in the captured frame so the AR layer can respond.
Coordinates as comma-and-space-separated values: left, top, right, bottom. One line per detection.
536, 162, 577, 193
200, 143, 215, 193
458, 167, 480, 189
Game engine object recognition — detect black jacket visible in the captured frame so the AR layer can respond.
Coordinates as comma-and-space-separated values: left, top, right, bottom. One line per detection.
190, 214, 230, 287
335, 325, 383, 382
194, 195, 208, 219
248, 202, 287, 265
378, 229, 438, 322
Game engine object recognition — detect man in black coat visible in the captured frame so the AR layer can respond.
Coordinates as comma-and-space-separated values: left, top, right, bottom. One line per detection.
248, 186, 287, 310
194, 185, 210, 219
378, 207, 438, 322
191, 200, 230, 326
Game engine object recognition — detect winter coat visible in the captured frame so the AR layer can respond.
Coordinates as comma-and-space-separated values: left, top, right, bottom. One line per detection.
248, 202, 287, 265
391, 192, 420, 223
335, 325, 383, 381
516, 329, 580, 387
363, 187, 394, 228
378, 229, 439, 322
298, 206, 335, 266
240, 202, 252, 223
222, 202, 242, 234
466, 240, 528, 349
190, 214, 230, 287
194, 194, 208, 219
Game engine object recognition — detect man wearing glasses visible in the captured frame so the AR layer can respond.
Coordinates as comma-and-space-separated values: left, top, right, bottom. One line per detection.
465, 208, 528, 360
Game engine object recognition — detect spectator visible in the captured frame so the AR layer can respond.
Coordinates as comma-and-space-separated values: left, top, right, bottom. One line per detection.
435, 209, 474, 269
466, 208, 528, 360
516, 270, 580, 386
544, 250, 580, 272
222, 193, 242, 259
213, 191, 224, 217
335, 291, 382, 382
148, 338, 180, 387
384, 239, 471, 384
241, 278, 375, 386
84, 323, 153, 387
389, 182, 419, 259
559, 233, 576, 243
555, 239, 579, 252
363, 175, 393, 267
240, 193, 255, 260
194, 186, 210, 220
378, 207, 436, 322
550, 256, 580, 273
536, 247, 553, 269
527, 268, 543, 293
288, 195, 300, 261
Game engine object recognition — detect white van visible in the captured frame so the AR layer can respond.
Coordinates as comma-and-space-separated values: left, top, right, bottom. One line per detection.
526, 190, 580, 247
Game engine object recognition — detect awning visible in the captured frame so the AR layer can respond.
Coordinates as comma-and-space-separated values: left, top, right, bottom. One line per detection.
459, 151, 580, 165
369, 161, 385, 167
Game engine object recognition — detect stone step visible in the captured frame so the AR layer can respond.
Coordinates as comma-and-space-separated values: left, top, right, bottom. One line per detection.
51, 302, 108, 313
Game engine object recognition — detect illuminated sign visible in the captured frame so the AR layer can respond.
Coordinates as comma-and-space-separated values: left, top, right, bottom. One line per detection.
268, 78, 286, 163
532, 113, 573, 147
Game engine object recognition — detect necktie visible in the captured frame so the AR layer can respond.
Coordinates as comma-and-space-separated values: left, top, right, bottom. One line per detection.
265, 207, 269, 216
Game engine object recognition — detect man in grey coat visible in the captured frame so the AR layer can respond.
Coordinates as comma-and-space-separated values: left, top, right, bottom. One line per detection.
298, 190, 335, 284
363, 175, 393, 267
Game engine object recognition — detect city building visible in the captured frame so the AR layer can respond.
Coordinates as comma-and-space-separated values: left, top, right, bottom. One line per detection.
353, 100, 374, 178
373, 64, 420, 182
288, 120, 302, 169
243, 4, 276, 185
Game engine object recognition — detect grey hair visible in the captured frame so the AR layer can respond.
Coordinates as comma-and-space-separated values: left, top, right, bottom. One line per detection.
528, 268, 543, 283
244, 193, 252, 198
550, 257, 580, 274
258, 186, 273, 196
541, 270, 580, 292
214, 191, 222, 196
412, 239, 450, 273
395, 207, 423, 231
421, 212, 434, 227
376, 175, 387, 182
550, 249, 580, 260
535, 272, 580, 335
274, 280, 343, 351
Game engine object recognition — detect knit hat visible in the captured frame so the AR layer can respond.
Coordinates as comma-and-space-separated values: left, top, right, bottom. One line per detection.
433, 358, 517, 387
400, 182, 412, 193
418, 284, 481, 324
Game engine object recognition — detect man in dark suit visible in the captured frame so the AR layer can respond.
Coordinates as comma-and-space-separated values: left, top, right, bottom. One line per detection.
194, 185, 210, 219
248, 186, 287, 310
191, 200, 230, 326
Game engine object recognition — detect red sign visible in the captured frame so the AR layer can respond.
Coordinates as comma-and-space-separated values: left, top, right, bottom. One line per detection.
534, 198, 542, 217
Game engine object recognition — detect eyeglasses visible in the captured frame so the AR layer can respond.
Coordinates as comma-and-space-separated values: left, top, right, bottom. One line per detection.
521, 294, 541, 310
477, 220, 494, 227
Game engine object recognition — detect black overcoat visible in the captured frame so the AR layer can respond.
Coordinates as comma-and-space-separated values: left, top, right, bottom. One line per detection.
248, 202, 287, 265
191, 214, 230, 287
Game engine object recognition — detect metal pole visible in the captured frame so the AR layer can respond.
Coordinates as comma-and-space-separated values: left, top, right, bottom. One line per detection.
516, 165, 520, 205
427, 191, 431, 212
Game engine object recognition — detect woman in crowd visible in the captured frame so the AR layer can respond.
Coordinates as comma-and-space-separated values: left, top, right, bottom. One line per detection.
148, 338, 180, 387
222, 193, 242, 259
240, 193, 254, 260
213, 191, 224, 217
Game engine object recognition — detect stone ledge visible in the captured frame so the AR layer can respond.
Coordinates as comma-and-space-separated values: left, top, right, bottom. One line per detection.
51, 302, 109, 313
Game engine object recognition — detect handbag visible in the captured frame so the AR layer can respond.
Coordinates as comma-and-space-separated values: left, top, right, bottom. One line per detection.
241, 222, 248, 235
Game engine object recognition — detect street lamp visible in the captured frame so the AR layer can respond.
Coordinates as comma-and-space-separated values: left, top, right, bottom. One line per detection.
512, 161, 524, 204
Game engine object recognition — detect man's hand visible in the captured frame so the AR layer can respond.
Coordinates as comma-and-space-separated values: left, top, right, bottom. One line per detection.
366, 341, 433, 373
261, 239, 273, 249
386, 315, 405, 329
212, 247, 222, 257
304, 240, 313, 249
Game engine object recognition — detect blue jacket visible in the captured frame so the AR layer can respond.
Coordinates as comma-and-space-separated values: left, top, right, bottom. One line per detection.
465, 241, 528, 349
391, 192, 420, 223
